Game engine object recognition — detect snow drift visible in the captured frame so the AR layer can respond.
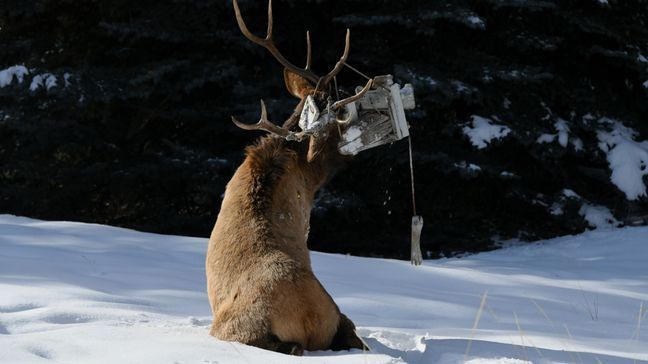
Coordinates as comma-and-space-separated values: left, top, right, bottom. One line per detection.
0, 215, 647, 363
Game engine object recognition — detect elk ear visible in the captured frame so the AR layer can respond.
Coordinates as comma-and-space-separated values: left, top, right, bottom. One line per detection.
284, 69, 316, 99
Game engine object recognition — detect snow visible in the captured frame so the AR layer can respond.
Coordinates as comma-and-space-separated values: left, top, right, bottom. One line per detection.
536, 133, 555, 144
466, 16, 486, 30
643, 80, 648, 89
536, 118, 582, 150
340, 126, 364, 155
597, 117, 648, 200
63, 73, 72, 88
463, 115, 511, 149
1, 214, 648, 363
579, 203, 621, 229
571, 137, 583, 151
562, 189, 580, 198
29, 73, 58, 91
455, 161, 482, 172
549, 203, 563, 215
554, 118, 569, 147
582, 113, 596, 124
0, 65, 29, 88
452, 80, 475, 94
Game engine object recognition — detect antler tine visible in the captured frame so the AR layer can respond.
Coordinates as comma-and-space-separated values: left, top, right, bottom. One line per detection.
233, 0, 318, 85
318, 29, 351, 89
233, 0, 264, 44
305, 31, 312, 70
231, 100, 293, 138
266, 0, 273, 38
332, 79, 373, 111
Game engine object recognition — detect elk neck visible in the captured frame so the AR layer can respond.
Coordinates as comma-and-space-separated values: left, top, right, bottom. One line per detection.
223, 134, 343, 263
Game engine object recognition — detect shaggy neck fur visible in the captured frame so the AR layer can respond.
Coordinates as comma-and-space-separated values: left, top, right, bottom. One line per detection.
243, 134, 341, 215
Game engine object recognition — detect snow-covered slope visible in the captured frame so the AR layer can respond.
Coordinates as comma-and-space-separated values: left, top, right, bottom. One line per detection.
0, 215, 647, 363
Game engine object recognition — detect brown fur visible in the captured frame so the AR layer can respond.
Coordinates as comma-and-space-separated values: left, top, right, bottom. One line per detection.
206, 73, 365, 355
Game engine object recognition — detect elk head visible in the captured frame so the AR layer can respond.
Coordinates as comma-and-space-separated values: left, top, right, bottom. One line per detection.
231, 0, 372, 164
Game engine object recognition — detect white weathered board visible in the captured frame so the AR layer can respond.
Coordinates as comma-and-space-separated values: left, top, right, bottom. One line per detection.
338, 75, 415, 155
296, 74, 416, 155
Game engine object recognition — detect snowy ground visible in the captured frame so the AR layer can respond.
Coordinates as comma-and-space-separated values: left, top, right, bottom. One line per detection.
1, 215, 647, 363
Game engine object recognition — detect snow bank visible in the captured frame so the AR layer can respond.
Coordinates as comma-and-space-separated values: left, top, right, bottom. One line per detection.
597, 117, 648, 200
463, 115, 511, 149
0, 65, 29, 88
579, 203, 621, 229
1, 215, 647, 363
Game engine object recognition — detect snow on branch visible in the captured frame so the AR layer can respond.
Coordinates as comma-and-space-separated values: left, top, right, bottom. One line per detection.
0, 65, 29, 88
597, 117, 648, 200
462, 115, 511, 150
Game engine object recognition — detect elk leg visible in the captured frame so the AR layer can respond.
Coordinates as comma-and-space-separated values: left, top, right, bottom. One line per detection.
329, 313, 367, 351
264, 334, 304, 356
276, 341, 304, 356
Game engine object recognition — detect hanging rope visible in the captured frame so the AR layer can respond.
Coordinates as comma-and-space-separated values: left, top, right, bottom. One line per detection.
343, 62, 391, 93
408, 136, 417, 216
409, 135, 423, 266
342, 62, 372, 81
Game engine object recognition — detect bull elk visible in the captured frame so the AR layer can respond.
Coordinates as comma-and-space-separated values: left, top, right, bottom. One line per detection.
205, 0, 371, 356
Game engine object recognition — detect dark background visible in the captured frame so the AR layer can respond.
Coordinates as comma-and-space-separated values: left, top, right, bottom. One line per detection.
1, 0, 647, 259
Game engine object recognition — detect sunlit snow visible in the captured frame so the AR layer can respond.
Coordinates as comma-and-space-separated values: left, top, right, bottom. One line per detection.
1, 215, 647, 363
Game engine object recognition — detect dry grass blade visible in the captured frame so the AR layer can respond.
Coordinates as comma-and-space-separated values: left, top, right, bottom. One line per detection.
633, 302, 645, 364
513, 312, 530, 362
564, 324, 584, 364
464, 290, 488, 362
528, 296, 576, 364
515, 318, 545, 361
631, 301, 644, 340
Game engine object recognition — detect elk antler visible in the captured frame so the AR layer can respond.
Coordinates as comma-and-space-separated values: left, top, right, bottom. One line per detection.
232, 100, 296, 138
332, 79, 373, 124
233, 0, 319, 85
332, 79, 373, 111
317, 29, 351, 90
234, 0, 356, 91
305, 31, 312, 70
